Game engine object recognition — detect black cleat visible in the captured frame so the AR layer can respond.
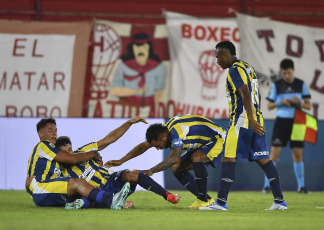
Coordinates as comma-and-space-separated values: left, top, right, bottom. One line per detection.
298, 187, 310, 194
261, 187, 271, 194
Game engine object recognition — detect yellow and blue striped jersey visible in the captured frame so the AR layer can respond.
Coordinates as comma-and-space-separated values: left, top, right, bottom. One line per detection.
163, 115, 225, 150
27, 140, 63, 181
226, 60, 263, 128
62, 142, 110, 189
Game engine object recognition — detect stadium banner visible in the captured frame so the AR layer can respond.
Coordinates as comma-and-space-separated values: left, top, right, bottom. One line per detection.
0, 20, 92, 117
165, 11, 240, 119
84, 19, 172, 118
236, 13, 324, 119
0, 117, 164, 190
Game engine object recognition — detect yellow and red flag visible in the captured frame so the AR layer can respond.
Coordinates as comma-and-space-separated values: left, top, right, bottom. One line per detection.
291, 109, 318, 144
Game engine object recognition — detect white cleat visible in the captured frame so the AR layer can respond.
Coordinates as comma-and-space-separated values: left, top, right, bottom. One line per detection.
111, 182, 131, 210
265, 201, 288, 211
199, 201, 228, 211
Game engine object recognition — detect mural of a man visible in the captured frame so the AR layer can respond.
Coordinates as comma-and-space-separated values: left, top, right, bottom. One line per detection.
110, 33, 166, 117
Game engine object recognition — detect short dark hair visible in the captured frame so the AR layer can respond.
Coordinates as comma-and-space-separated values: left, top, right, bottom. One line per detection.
56, 136, 72, 148
146, 123, 168, 143
36, 118, 56, 132
215, 41, 236, 55
280, 58, 294, 70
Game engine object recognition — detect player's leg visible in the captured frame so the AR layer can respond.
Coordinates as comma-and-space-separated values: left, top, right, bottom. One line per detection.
121, 169, 180, 204
191, 151, 211, 203
67, 177, 130, 209
291, 141, 307, 193
200, 127, 240, 211
263, 146, 281, 192
252, 132, 287, 210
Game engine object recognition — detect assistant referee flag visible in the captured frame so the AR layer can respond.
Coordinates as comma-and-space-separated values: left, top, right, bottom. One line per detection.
291, 109, 318, 144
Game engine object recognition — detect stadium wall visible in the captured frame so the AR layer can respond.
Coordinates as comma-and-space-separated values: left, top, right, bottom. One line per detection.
1, 118, 323, 191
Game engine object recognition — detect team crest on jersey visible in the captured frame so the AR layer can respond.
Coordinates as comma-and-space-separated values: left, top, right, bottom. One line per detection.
50, 143, 55, 148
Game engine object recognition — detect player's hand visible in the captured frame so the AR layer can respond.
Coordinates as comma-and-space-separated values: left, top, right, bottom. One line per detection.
129, 116, 148, 124
25, 176, 35, 193
249, 119, 265, 136
104, 160, 123, 168
281, 99, 292, 107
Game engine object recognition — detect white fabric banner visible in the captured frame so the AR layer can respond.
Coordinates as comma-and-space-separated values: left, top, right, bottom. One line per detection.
236, 13, 324, 119
0, 34, 75, 117
165, 11, 240, 118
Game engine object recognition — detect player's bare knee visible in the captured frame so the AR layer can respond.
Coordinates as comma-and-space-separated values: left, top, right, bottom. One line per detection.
123, 170, 138, 183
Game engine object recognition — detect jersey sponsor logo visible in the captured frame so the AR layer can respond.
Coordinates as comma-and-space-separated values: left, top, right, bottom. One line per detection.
172, 138, 183, 147
79, 166, 96, 182
253, 151, 269, 156
187, 143, 198, 150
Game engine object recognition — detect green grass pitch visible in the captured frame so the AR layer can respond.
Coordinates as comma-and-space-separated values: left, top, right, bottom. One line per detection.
0, 190, 323, 230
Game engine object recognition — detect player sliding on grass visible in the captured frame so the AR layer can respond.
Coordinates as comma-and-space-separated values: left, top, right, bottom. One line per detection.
26, 118, 130, 210
106, 114, 225, 209
56, 133, 181, 209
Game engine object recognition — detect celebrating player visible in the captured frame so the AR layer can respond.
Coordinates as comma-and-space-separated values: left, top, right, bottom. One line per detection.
106, 114, 225, 209
200, 41, 288, 211
26, 118, 129, 209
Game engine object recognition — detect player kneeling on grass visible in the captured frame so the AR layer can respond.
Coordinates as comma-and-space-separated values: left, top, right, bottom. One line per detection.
106, 115, 225, 209
55, 135, 180, 209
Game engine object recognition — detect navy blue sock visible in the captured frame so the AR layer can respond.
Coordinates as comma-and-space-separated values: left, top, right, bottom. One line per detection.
173, 171, 212, 200
137, 173, 168, 199
88, 188, 113, 208
192, 162, 208, 202
262, 161, 284, 203
217, 162, 236, 206
81, 197, 91, 209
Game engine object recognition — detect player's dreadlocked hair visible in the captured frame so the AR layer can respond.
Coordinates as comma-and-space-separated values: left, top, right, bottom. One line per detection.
36, 118, 56, 132
146, 123, 168, 143
56, 136, 72, 148
280, 58, 294, 70
215, 40, 236, 55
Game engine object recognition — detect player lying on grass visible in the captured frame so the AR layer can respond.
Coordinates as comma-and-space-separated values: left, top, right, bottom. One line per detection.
26, 118, 130, 210
106, 115, 225, 209
56, 134, 181, 209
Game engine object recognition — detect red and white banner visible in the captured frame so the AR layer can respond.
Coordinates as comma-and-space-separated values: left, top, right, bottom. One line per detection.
0, 20, 92, 117
0, 34, 75, 117
84, 20, 172, 118
165, 11, 240, 119
236, 13, 324, 119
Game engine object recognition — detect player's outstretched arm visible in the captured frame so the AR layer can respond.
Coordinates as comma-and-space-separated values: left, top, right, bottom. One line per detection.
238, 84, 265, 136
97, 116, 148, 151
144, 146, 182, 176
104, 141, 151, 168
54, 150, 97, 165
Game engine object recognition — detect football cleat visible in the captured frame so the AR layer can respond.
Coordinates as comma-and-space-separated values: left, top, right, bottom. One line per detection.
166, 192, 181, 205
199, 201, 228, 211
261, 187, 271, 194
189, 198, 215, 209
298, 187, 310, 194
65, 199, 85, 210
111, 182, 131, 210
265, 200, 288, 210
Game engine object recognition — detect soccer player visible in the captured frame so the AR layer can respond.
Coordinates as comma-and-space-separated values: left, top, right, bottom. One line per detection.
106, 114, 225, 209
56, 133, 181, 209
200, 41, 287, 211
26, 118, 130, 209
262, 58, 311, 194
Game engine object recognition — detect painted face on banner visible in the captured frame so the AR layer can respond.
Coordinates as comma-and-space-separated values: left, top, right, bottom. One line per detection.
133, 43, 150, 66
